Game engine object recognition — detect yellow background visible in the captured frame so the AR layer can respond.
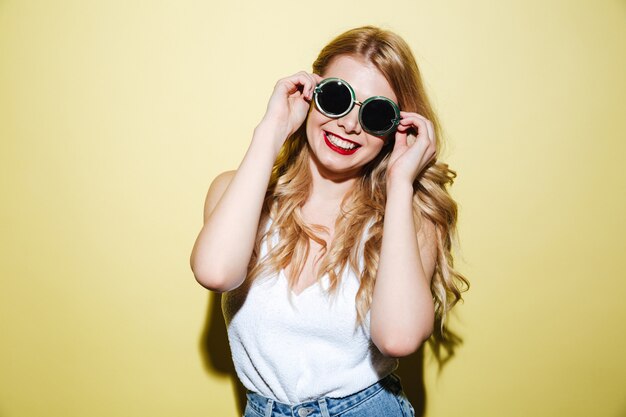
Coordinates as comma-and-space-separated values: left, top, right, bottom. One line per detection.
1, 0, 625, 416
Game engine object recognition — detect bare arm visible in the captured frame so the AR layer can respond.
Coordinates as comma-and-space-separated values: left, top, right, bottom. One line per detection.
369, 111, 439, 357
369, 183, 437, 357
189, 126, 280, 292
190, 71, 321, 292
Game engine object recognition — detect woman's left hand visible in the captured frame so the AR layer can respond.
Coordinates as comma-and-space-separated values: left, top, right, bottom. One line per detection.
386, 111, 437, 187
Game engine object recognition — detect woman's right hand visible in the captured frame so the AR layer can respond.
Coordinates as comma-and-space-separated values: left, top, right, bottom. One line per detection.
259, 71, 323, 144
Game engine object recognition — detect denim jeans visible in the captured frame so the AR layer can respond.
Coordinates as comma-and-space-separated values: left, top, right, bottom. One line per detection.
243, 373, 416, 417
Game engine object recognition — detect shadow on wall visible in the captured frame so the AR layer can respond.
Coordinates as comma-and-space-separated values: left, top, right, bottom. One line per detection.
199, 292, 247, 413
199, 291, 462, 416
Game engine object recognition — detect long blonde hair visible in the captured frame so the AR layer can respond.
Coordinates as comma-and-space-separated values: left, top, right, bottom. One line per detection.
248, 26, 469, 364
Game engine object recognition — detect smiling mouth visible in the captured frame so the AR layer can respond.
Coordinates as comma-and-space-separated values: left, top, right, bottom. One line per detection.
323, 131, 361, 155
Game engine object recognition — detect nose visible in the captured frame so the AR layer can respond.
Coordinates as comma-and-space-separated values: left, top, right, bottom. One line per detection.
337, 106, 362, 134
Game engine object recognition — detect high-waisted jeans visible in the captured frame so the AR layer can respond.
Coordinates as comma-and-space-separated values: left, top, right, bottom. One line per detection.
243, 373, 416, 417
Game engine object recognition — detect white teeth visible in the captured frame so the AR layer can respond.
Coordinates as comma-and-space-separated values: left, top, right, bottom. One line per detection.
326, 132, 358, 150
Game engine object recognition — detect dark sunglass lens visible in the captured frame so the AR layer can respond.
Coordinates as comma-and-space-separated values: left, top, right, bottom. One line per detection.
317, 81, 352, 116
361, 99, 396, 133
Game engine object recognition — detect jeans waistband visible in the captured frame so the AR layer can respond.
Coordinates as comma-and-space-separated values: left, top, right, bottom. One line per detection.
245, 373, 402, 417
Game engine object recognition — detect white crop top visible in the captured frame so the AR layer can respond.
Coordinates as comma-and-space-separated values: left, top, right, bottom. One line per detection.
221, 220, 398, 405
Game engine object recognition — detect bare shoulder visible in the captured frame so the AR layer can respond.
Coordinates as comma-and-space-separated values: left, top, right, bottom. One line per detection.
203, 170, 236, 224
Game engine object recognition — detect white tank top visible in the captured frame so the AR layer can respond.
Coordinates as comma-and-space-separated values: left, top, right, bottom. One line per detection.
221, 219, 399, 405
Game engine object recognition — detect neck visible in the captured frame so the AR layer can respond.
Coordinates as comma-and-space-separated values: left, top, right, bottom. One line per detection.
306, 154, 358, 208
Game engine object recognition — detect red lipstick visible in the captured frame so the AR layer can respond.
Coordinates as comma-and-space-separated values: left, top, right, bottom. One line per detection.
323, 131, 360, 155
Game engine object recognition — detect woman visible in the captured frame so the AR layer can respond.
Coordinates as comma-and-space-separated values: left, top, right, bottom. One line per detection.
191, 26, 469, 417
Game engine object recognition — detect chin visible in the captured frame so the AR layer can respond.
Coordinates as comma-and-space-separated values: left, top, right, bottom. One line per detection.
310, 151, 363, 180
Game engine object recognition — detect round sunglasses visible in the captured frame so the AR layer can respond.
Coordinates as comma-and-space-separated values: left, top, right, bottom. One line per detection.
313, 77, 401, 137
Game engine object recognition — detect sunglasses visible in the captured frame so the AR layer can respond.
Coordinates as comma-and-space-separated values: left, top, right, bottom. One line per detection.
313, 77, 401, 137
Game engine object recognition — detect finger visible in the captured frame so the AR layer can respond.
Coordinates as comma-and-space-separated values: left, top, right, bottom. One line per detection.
397, 113, 438, 170
301, 72, 320, 101
399, 111, 432, 135
400, 111, 435, 145
280, 72, 313, 97
295, 71, 312, 99
399, 113, 434, 148
400, 125, 435, 165
297, 71, 315, 99
395, 123, 414, 133
390, 131, 408, 159
306, 73, 317, 100
394, 130, 408, 148
303, 73, 324, 100
312, 73, 324, 84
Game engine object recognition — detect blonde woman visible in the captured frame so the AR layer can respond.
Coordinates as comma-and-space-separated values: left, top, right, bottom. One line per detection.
191, 26, 468, 417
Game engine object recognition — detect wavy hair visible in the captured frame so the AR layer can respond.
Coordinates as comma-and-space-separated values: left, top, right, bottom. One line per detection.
247, 26, 469, 365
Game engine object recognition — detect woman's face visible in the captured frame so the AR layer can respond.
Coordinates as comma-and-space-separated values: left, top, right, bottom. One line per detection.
306, 54, 397, 180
